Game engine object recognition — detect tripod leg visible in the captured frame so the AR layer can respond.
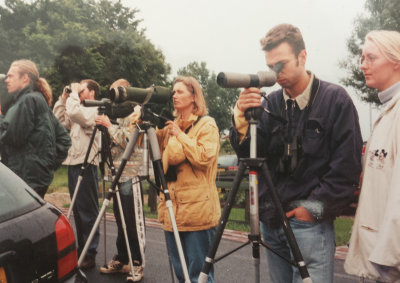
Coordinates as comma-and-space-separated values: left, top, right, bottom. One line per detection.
102, 178, 107, 267
114, 184, 136, 275
146, 127, 190, 283
78, 196, 111, 267
67, 174, 83, 219
260, 162, 312, 283
198, 160, 247, 283
248, 170, 260, 283
67, 126, 99, 219
132, 179, 146, 267
78, 127, 140, 271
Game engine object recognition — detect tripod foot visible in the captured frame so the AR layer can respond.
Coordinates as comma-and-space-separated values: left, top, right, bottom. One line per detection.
198, 272, 208, 283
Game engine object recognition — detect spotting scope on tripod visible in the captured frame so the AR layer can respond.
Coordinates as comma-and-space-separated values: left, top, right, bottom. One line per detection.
198, 69, 312, 283
76, 84, 192, 282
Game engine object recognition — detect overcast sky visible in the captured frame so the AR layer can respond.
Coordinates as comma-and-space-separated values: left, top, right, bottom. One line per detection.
0, 0, 378, 139
125, 0, 379, 140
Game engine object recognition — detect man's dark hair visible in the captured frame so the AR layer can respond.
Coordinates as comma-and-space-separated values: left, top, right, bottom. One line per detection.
81, 79, 100, 99
260, 23, 306, 56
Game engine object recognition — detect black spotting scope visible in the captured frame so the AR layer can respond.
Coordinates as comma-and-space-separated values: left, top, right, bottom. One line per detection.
110, 85, 173, 105
83, 98, 136, 119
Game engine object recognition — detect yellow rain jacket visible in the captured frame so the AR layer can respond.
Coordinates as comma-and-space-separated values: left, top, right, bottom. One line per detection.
157, 113, 221, 232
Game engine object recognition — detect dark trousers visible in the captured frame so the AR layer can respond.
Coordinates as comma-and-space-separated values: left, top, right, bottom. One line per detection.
68, 164, 99, 257
113, 178, 144, 265
33, 186, 48, 198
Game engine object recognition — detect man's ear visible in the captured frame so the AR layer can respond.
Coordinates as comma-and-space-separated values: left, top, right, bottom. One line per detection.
89, 89, 96, 99
298, 49, 307, 67
22, 73, 30, 85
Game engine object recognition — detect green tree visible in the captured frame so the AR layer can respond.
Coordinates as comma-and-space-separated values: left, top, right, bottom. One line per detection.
340, 0, 400, 105
0, 0, 171, 102
177, 61, 239, 133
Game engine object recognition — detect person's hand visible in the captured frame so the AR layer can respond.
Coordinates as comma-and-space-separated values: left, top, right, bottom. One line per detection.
95, 115, 112, 128
70, 82, 80, 93
236, 87, 262, 112
157, 109, 174, 129
166, 120, 182, 137
286, 206, 315, 222
62, 86, 70, 99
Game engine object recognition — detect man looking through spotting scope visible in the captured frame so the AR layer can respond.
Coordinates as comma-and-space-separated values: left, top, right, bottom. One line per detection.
157, 76, 221, 283
95, 79, 145, 282
230, 23, 363, 282
53, 79, 101, 270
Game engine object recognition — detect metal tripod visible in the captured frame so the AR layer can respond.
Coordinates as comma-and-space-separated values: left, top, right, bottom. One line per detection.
77, 112, 191, 282
69, 114, 137, 277
198, 108, 312, 283
66, 118, 100, 220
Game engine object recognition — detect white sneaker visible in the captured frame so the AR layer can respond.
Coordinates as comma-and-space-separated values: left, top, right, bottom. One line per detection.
126, 266, 144, 282
99, 257, 130, 274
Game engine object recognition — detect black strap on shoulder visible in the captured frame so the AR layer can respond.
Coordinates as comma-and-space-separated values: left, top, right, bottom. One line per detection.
184, 115, 203, 134
305, 76, 320, 116
280, 76, 320, 117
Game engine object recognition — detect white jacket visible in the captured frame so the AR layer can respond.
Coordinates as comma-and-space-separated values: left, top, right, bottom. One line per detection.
344, 91, 400, 281
53, 92, 100, 166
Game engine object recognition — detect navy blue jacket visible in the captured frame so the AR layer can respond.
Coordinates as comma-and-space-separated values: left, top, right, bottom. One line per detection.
230, 79, 363, 226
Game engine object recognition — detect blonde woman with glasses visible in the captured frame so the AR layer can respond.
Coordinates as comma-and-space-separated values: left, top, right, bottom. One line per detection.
345, 30, 400, 282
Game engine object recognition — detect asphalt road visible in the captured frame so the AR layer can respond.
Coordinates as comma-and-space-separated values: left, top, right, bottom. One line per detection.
73, 217, 373, 283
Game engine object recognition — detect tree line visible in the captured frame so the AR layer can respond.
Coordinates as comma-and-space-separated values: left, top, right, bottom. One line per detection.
1, 0, 399, 130
0, 0, 238, 132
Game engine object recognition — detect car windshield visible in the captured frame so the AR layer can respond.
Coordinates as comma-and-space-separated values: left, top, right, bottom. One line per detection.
218, 155, 238, 167
0, 164, 41, 223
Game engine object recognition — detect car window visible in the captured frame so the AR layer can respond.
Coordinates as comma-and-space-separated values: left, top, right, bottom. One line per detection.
0, 164, 41, 223
218, 155, 238, 167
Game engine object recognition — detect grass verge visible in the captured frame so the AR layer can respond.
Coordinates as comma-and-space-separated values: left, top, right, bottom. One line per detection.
51, 166, 353, 246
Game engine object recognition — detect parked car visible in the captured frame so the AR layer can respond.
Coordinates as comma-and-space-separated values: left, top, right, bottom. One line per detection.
0, 163, 86, 283
216, 154, 248, 203
217, 154, 238, 172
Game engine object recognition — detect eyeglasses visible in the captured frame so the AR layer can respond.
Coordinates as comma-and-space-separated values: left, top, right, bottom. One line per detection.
360, 54, 377, 66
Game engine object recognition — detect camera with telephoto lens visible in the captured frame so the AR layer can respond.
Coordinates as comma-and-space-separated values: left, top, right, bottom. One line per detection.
64, 86, 72, 94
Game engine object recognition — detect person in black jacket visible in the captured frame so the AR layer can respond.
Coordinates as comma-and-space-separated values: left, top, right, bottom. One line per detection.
0, 59, 71, 198
230, 24, 363, 282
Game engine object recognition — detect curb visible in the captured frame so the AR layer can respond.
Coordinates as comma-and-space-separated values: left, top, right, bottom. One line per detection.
59, 207, 348, 260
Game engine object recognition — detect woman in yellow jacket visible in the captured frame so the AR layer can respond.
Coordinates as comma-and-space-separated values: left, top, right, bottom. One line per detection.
157, 76, 220, 283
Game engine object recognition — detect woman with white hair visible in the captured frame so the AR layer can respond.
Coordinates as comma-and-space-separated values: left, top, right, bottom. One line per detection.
345, 30, 400, 282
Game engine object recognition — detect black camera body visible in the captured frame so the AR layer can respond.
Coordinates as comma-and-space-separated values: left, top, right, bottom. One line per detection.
64, 86, 72, 94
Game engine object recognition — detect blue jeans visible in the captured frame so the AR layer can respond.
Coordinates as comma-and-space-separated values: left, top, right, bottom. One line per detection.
261, 219, 335, 283
165, 227, 216, 283
68, 164, 99, 257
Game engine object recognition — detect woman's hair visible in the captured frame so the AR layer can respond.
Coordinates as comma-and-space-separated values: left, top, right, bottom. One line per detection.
173, 76, 207, 116
110, 78, 130, 89
11, 59, 53, 106
365, 30, 400, 64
